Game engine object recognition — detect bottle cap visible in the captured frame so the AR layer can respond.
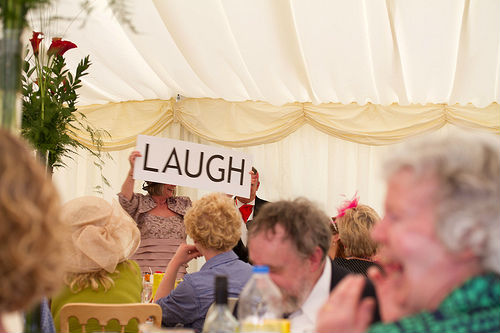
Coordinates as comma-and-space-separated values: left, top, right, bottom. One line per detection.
252, 265, 269, 274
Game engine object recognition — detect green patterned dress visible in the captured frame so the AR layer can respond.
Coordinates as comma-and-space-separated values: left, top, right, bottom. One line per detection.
369, 273, 500, 333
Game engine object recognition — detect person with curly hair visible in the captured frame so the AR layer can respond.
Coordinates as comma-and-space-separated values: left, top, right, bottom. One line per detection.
0, 129, 66, 332
154, 192, 253, 332
50, 196, 142, 333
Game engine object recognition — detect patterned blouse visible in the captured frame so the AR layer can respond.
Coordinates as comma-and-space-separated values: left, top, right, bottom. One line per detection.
118, 193, 192, 274
333, 257, 381, 277
118, 193, 191, 240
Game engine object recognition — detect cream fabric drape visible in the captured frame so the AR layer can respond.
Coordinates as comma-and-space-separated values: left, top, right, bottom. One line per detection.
74, 100, 174, 151
71, 98, 499, 150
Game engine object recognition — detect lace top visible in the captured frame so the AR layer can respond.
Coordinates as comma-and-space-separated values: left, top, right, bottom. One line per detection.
118, 193, 192, 241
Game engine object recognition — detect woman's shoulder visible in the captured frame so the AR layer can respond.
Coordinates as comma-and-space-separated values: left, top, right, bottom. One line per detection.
117, 260, 142, 278
118, 192, 154, 207
168, 196, 192, 216
133, 192, 154, 205
172, 196, 192, 205
111, 261, 142, 296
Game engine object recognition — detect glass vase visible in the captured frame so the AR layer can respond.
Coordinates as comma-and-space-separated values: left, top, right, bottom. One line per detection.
0, 26, 24, 131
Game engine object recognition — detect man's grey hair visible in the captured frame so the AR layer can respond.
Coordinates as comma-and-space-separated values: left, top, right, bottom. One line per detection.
383, 128, 500, 274
248, 198, 331, 260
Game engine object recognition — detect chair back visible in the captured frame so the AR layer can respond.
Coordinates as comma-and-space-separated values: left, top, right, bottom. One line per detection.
205, 297, 238, 319
59, 302, 162, 333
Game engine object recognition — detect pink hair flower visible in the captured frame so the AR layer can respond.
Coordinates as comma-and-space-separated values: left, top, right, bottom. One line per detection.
335, 194, 359, 218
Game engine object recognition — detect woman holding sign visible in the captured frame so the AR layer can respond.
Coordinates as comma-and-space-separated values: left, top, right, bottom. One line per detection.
119, 150, 192, 275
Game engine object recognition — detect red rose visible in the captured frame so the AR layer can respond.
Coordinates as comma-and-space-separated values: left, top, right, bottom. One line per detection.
29, 31, 44, 55
47, 37, 77, 57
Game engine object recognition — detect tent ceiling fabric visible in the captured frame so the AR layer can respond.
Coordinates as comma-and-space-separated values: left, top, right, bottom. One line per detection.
39, 1, 499, 233
39, 0, 500, 108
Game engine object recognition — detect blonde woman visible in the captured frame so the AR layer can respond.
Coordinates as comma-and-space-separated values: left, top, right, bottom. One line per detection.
0, 129, 66, 332
333, 197, 381, 276
51, 196, 142, 333
154, 193, 253, 332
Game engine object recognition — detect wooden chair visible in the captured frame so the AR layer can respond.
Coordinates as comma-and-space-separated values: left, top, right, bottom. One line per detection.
59, 302, 162, 333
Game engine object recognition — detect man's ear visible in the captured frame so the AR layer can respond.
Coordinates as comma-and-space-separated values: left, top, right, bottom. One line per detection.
309, 246, 324, 272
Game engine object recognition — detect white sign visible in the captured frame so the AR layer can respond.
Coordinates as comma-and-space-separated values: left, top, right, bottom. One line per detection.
134, 135, 253, 198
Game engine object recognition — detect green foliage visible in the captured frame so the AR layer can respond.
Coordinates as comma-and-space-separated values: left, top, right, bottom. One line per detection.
0, 0, 51, 29
21, 45, 110, 189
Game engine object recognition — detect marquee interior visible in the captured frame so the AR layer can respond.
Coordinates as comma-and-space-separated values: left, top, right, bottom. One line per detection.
26, 0, 499, 217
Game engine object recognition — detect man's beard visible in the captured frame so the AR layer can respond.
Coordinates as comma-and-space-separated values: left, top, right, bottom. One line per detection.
280, 279, 314, 313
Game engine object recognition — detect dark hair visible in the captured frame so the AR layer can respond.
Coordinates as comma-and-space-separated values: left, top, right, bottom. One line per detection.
329, 219, 346, 258
248, 197, 331, 260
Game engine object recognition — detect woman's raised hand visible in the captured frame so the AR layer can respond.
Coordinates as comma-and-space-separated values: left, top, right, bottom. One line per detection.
121, 151, 142, 200
129, 150, 142, 169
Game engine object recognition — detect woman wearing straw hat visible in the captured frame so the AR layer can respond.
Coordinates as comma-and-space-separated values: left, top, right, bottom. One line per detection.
51, 196, 142, 333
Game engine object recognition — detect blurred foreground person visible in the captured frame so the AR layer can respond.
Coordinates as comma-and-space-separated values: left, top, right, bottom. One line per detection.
51, 196, 142, 333
0, 129, 66, 332
317, 129, 500, 333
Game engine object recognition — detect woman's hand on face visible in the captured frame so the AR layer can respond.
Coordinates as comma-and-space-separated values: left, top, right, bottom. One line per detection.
316, 275, 375, 333
367, 266, 411, 322
129, 150, 142, 169
173, 243, 202, 266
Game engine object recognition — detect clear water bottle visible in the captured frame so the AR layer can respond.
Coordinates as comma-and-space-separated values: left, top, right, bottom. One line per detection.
238, 265, 284, 332
203, 275, 239, 333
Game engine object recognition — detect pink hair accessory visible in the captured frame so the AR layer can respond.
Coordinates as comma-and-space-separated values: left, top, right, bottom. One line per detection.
335, 194, 359, 218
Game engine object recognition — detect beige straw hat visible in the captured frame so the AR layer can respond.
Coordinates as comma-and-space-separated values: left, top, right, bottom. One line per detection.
60, 196, 141, 273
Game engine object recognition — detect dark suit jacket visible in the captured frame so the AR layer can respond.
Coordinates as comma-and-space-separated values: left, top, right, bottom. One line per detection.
233, 196, 268, 263
330, 259, 381, 323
